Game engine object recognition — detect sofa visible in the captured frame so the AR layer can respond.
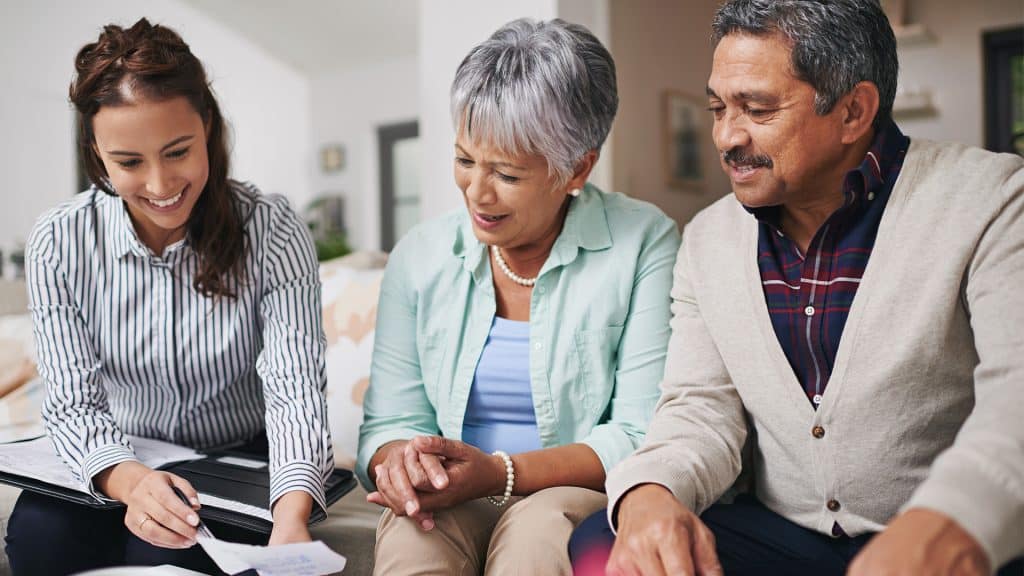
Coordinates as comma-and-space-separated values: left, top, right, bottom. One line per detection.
0, 251, 388, 575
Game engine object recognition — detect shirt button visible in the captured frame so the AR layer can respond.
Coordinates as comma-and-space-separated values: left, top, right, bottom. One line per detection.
867, 192, 876, 201
804, 305, 815, 316
534, 342, 543, 350
812, 425, 825, 438
827, 499, 841, 512
537, 286, 546, 294
812, 394, 823, 405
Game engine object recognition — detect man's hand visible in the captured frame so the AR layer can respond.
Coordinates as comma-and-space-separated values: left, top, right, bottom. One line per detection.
606, 484, 723, 576
848, 508, 989, 576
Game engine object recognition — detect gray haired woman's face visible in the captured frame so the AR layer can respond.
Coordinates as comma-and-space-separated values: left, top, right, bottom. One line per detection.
454, 135, 579, 251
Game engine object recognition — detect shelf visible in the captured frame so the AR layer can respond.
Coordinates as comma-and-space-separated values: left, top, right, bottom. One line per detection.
892, 89, 937, 118
894, 23, 932, 46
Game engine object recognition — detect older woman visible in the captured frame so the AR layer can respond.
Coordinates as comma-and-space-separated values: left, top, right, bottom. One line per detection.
356, 18, 679, 574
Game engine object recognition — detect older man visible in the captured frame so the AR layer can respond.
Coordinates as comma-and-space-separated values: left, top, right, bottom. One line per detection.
569, 1, 1024, 575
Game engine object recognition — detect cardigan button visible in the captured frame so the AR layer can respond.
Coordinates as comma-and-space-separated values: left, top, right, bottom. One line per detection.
827, 499, 841, 512
812, 426, 825, 439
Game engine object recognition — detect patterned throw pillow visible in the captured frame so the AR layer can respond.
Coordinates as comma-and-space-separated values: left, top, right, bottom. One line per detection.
319, 254, 387, 469
0, 314, 43, 442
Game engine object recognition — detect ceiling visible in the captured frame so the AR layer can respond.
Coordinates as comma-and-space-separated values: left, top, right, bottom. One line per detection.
181, 0, 419, 75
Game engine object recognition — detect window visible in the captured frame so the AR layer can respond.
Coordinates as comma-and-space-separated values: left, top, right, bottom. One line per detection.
984, 26, 1024, 155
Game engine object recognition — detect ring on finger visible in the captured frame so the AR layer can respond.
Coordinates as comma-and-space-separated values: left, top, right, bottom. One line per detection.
138, 515, 152, 530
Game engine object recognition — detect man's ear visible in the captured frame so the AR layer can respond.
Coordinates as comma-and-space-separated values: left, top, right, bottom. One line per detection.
565, 150, 599, 194
840, 81, 880, 145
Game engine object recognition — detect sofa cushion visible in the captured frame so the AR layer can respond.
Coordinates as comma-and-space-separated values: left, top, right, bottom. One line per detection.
0, 315, 42, 443
0, 314, 35, 395
318, 254, 386, 471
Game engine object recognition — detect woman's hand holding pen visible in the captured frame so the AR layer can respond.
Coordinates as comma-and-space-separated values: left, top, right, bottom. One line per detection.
95, 461, 202, 549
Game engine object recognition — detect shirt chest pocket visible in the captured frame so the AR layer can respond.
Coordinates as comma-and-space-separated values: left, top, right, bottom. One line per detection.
418, 328, 449, 405
573, 325, 624, 414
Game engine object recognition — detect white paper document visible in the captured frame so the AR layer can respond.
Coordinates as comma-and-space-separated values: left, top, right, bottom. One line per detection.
0, 435, 286, 527
198, 537, 347, 576
78, 565, 209, 575
0, 437, 83, 491
0, 435, 203, 493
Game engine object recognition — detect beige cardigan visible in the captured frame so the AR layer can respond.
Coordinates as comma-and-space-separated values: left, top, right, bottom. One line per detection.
606, 139, 1024, 569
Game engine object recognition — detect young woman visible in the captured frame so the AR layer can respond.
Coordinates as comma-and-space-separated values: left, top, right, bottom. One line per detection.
4, 19, 332, 575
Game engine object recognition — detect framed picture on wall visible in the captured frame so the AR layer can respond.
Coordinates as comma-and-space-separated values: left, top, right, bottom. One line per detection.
663, 90, 705, 190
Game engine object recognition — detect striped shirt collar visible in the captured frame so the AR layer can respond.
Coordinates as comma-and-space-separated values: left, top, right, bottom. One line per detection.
101, 189, 189, 260
744, 120, 908, 226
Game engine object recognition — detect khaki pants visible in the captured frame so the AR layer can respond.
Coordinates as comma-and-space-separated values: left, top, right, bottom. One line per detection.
373, 486, 607, 576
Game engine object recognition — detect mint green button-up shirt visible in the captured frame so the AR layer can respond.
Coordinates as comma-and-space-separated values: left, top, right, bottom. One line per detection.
356, 184, 680, 489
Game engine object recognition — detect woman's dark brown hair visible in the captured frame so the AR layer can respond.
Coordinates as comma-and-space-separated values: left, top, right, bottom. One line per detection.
70, 18, 244, 299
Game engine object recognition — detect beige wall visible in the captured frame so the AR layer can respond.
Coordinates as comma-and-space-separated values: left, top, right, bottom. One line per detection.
610, 0, 729, 229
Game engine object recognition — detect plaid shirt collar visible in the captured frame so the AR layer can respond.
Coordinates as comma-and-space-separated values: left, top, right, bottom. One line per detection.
744, 120, 909, 229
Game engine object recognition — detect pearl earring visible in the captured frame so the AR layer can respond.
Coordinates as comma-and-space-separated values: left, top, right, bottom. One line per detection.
569, 188, 581, 197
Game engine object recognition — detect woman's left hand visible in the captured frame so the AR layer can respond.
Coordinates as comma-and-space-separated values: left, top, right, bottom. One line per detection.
269, 491, 314, 545
406, 435, 507, 513
269, 521, 312, 546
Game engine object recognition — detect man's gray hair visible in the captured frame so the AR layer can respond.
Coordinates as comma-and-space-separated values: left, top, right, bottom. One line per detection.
712, 0, 898, 129
451, 18, 618, 184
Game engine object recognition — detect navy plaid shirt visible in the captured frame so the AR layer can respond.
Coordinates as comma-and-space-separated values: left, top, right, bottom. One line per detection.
751, 121, 910, 408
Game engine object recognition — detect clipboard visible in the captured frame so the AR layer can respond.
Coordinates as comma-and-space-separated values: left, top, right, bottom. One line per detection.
161, 450, 356, 533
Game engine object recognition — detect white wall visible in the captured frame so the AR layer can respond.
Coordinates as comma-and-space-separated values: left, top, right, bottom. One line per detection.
557, 0, 614, 192
0, 0, 311, 250
417, 0, 559, 222
895, 0, 1023, 146
310, 57, 419, 251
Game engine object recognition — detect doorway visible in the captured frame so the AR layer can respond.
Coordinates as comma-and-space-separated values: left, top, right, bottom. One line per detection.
378, 121, 420, 251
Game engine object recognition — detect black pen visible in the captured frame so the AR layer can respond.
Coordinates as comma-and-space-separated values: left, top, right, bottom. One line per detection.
172, 486, 216, 539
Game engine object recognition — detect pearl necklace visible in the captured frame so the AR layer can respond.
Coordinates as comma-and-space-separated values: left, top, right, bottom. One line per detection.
490, 246, 537, 287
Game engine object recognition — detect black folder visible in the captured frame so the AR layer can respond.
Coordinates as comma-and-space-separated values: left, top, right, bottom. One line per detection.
0, 450, 356, 534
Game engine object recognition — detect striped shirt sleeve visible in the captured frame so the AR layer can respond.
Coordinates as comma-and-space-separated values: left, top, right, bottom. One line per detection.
255, 197, 334, 514
27, 209, 138, 500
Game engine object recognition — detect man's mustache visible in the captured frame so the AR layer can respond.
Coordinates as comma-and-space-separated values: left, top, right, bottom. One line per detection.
722, 148, 773, 169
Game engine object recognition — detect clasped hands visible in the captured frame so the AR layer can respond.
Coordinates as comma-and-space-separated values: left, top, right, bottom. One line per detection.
367, 436, 506, 531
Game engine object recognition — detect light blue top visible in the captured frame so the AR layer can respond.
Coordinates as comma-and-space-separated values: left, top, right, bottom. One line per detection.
462, 316, 541, 455
357, 183, 681, 489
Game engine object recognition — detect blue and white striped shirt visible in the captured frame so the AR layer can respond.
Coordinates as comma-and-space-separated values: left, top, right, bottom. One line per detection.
26, 183, 333, 513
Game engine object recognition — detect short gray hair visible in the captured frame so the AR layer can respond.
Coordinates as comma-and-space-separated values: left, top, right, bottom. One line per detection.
712, 0, 898, 129
451, 18, 618, 184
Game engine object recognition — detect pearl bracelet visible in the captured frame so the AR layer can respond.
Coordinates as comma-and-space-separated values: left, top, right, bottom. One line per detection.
487, 450, 515, 507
